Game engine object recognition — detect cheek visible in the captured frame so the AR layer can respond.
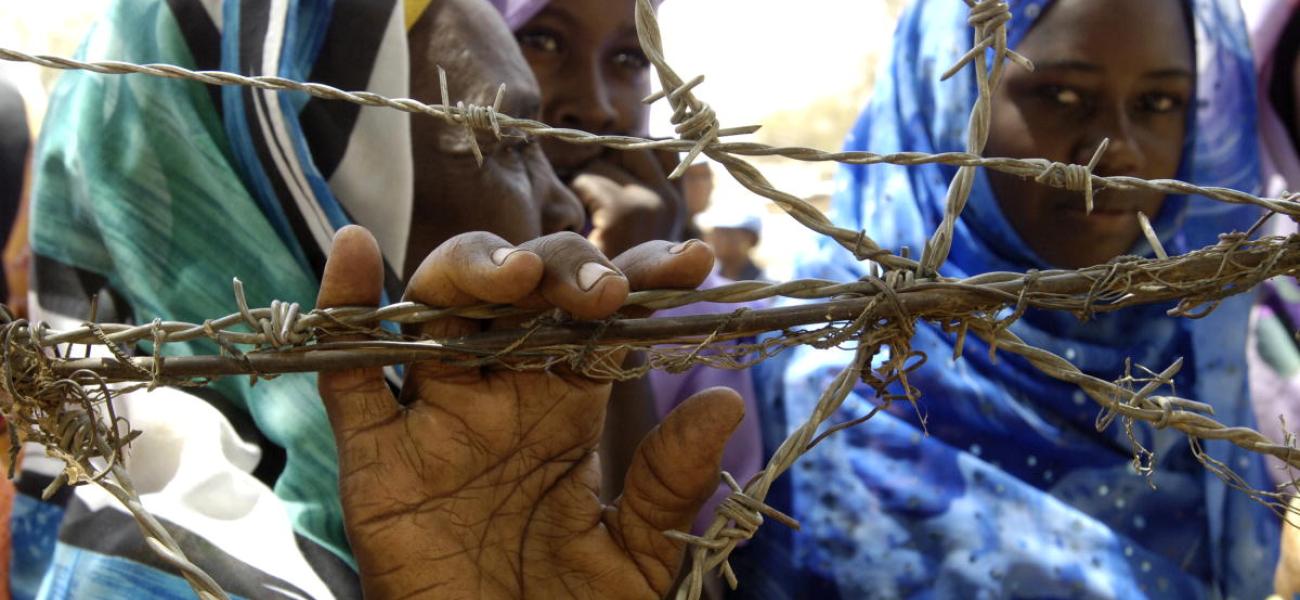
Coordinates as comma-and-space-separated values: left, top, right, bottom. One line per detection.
1138, 122, 1187, 179
610, 75, 651, 134
985, 96, 1072, 163
489, 162, 545, 242
522, 50, 561, 87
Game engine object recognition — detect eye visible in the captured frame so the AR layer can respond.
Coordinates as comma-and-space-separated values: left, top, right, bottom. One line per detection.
501, 133, 534, 159
1044, 85, 1083, 106
517, 30, 561, 54
1139, 93, 1185, 114
612, 48, 651, 70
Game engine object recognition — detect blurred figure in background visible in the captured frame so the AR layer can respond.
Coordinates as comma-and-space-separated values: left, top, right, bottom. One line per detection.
705, 211, 765, 281
682, 159, 714, 240
494, 0, 765, 550
0, 70, 30, 600
1242, 0, 1300, 592
0, 74, 30, 320
1243, 0, 1300, 486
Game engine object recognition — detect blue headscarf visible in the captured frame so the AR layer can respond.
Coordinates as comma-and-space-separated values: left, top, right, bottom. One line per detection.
769, 0, 1279, 597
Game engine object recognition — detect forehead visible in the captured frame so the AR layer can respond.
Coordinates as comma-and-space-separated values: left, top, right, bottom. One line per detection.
1018, 0, 1192, 66
416, 0, 540, 111
532, 0, 639, 38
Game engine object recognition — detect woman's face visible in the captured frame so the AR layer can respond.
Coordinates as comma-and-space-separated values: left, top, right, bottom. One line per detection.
404, 0, 585, 280
984, 0, 1194, 268
514, 0, 654, 180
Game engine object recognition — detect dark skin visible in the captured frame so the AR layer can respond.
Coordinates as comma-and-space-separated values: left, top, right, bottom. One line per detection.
984, 0, 1193, 269
993, 0, 1300, 593
516, 0, 683, 258
317, 3, 744, 598
320, 228, 742, 600
405, 0, 584, 279
514, 0, 687, 506
682, 162, 714, 218
705, 227, 759, 281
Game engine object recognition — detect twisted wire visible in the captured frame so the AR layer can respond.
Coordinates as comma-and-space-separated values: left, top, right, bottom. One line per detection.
918, 0, 1026, 276
3, 46, 1299, 270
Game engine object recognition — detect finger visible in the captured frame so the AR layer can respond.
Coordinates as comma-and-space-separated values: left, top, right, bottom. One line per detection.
406, 231, 544, 307
609, 387, 745, 592
570, 169, 623, 216
402, 232, 544, 385
574, 159, 638, 187
609, 148, 670, 187
404, 231, 544, 339
612, 239, 714, 292
316, 226, 399, 435
613, 239, 714, 318
517, 232, 629, 320
569, 170, 621, 252
613, 149, 683, 210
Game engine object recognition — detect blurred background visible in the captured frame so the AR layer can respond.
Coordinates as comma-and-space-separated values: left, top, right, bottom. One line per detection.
0, 0, 112, 134
647, 0, 907, 279
0, 0, 906, 279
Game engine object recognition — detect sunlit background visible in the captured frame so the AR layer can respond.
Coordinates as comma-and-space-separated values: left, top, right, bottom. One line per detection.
0, 0, 906, 278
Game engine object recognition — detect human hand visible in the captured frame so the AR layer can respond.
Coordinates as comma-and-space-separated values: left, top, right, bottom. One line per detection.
573, 149, 684, 258
317, 226, 744, 599
1276, 496, 1300, 598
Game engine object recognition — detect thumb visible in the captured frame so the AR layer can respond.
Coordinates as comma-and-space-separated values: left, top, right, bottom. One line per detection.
316, 225, 398, 437
610, 387, 745, 592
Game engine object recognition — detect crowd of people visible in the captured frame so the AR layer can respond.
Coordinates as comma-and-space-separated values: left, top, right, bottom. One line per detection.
0, 0, 1298, 598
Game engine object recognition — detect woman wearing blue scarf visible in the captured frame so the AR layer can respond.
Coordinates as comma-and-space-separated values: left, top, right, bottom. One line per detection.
746, 0, 1283, 597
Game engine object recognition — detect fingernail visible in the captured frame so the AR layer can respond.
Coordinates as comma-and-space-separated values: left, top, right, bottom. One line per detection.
491, 247, 521, 266
668, 239, 700, 254
577, 262, 617, 291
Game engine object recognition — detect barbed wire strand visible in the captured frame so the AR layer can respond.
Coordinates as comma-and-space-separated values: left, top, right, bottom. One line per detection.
19, 233, 1300, 382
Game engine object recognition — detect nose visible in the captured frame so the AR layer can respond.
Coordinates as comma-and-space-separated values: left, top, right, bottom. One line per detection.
549, 60, 618, 134
1076, 104, 1144, 177
536, 162, 585, 235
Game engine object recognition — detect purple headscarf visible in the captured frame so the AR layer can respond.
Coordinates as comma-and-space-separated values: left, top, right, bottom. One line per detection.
486, 0, 549, 30
488, 0, 664, 31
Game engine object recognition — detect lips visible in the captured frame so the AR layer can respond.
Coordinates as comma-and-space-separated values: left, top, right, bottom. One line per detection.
1073, 205, 1137, 216
1042, 192, 1147, 230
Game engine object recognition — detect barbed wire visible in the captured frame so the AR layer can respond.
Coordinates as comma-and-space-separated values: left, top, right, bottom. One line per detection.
5, 45, 1300, 271
12, 231, 1299, 378
1, 0, 1299, 598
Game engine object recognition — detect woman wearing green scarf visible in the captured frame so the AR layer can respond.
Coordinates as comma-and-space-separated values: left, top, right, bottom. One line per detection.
14, 0, 741, 597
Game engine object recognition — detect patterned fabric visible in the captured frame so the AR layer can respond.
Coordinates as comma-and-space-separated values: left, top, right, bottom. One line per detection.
15, 0, 429, 597
745, 0, 1280, 598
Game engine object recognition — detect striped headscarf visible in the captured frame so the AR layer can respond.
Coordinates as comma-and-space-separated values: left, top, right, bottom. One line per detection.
25, 0, 435, 593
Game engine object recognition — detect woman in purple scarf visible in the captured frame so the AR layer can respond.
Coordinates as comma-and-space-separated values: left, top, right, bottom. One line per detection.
489, 0, 767, 537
